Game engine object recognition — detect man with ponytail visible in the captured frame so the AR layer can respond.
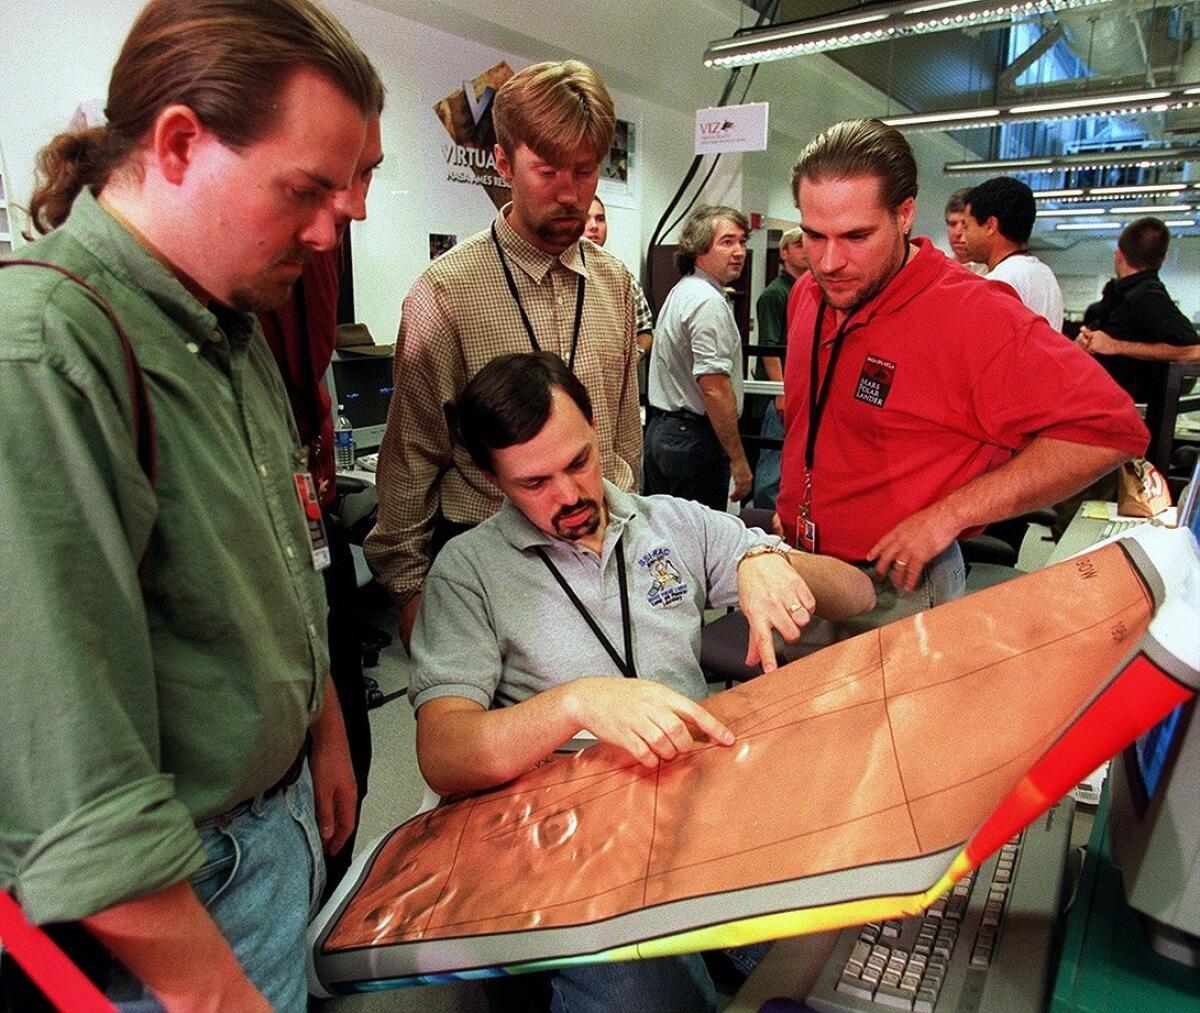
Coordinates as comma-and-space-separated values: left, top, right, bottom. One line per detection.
0, 1, 381, 1008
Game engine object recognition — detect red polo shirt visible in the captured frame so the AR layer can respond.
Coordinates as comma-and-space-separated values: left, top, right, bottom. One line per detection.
258, 249, 342, 508
776, 238, 1148, 561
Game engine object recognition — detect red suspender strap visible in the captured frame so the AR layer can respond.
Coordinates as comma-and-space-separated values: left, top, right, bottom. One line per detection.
0, 892, 117, 1012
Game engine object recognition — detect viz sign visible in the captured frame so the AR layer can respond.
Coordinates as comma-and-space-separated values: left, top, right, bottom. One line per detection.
695, 101, 769, 154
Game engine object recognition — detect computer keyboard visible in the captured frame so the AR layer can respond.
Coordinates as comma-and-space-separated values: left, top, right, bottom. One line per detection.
806, 798, 1075, 1013
356, 452, 379, 472
1099, 519, 1141, 539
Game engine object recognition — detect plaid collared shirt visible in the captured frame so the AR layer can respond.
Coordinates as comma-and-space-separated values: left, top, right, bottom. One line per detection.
633, 277, 654, 334
365, 206, 640, 603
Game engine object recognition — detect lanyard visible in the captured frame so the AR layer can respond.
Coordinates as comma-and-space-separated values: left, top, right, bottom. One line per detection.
490, 223, 586, 372
535, 532, 637, 679
805, 242, 913, 470
805, 301, 855, 471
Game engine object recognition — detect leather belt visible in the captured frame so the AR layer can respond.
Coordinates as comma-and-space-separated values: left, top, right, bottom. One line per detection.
200, 743, 307, 829
265, 747, 306, 798
649, 405, 704, 421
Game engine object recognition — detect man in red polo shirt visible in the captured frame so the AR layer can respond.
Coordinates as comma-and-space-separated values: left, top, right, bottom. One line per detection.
775, 118, 1147, 637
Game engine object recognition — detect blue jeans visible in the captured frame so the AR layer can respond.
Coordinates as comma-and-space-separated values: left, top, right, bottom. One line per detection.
834, 541, 967, 640
484, 954, 716, 1013
112, 764, 324, 1012
752, 400, 784, 509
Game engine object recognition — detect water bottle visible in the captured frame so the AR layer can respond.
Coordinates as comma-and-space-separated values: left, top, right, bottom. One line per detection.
334, 405, 356, 470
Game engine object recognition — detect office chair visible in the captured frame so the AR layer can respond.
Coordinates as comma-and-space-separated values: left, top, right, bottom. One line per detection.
699, 506, 833, 688
1149, 361, 1200, 500
959, 507, 1056, 574
700, 612, 835, 688
330, 476, 390, 704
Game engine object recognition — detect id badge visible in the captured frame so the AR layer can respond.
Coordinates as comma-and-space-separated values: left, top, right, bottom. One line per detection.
293, 472, 331, 571
797, 517, 818, 554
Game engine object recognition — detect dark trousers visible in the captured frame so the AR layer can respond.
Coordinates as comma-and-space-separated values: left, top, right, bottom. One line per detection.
643, 410, 730, 512
320, 510, 372, 900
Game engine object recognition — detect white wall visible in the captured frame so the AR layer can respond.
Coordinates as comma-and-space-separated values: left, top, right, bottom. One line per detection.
8, 0, 1192, 335
0, 0, 941, 342
0, 0, 748, 343
1037, 233, 1200, 321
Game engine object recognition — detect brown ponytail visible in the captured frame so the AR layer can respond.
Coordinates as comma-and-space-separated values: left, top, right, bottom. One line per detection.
26, 0, 383, 237
28, 127, 120, 235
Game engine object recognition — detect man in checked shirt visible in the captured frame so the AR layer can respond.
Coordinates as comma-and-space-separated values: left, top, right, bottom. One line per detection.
365, 60, 641, 647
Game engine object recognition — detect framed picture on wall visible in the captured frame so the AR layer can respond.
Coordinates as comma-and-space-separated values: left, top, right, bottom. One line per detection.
596, 116, 639, 210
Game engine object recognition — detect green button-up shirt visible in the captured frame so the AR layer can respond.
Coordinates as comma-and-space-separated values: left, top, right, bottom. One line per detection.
0, 190, 328, 924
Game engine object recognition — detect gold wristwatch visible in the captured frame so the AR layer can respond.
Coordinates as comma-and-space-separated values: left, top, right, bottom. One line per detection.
737, 543, 793, 569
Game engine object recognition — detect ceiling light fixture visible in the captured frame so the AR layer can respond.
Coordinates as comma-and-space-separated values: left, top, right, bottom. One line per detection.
944, 147, 1200, 175
882, 81, 1200, 132
1108, 204, 1193, 214
704, 0, 1114, 68
1035, 208, 1106, 217
1053, 218, 1196, 231
1036, 204, 1192, 219
1089, 183, 1189, 195
1033, 183, 1193, 201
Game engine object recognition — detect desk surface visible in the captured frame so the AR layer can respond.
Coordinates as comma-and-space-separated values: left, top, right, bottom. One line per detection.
1049, 502, 1118, 565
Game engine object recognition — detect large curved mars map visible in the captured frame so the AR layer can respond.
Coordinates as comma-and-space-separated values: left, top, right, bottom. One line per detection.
310, 530, 1199, 995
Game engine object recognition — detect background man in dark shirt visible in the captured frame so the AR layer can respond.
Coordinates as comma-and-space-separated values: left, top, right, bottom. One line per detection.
1078, 215, 1199, 460
753, 227, 806, 508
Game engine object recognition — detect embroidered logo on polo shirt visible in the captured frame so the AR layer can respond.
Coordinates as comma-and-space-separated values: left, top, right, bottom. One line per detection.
854, 354, 896, 408
637, 547, 688, 608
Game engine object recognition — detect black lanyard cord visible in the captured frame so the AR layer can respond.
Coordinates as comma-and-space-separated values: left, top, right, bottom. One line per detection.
805, 302, 854, 470
805, 242, 912, 469
535, 534, 637, 679
490, 223, 586, 372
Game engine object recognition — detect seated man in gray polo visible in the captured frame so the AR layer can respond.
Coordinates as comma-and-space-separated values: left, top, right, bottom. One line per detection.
408, 351, 873, 1013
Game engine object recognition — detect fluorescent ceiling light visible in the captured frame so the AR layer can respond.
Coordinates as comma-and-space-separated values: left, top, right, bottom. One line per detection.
1109, 204, 1192, 214
1163, 219, 1196, 227
945, 147, 1200, 175
1089, 183, 1187, 195
1055, 222, 1123, 230
1009, 90, 1169, 114
890, 108, 1001, 127
880, 81, 1200, 132
1036, 204, 1192, 219
704, 0, 1115, 67
1034, 183, 1192, 201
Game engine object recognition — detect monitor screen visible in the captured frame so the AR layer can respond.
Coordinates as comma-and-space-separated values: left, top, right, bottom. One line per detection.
1106, 454, 1199, 963
1133, 705, 1185, 806
329, 355, 393, 451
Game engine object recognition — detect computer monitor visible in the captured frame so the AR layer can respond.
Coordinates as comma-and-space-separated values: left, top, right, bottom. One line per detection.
325, 354, 394, 452
1106, 456, 1200, 967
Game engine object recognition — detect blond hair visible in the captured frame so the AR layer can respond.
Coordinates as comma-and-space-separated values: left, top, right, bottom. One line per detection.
492, 60, 614, 166
29, 0, 382, 234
